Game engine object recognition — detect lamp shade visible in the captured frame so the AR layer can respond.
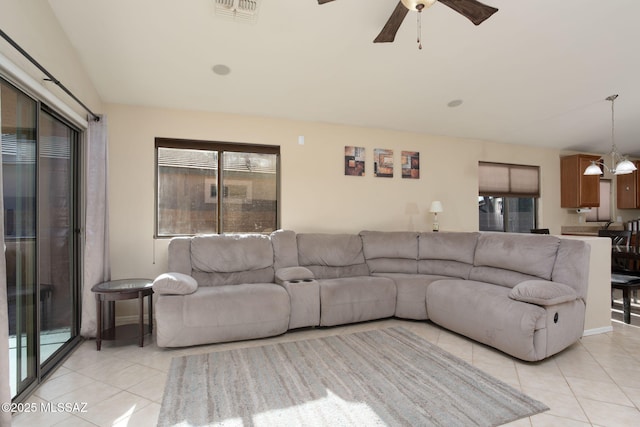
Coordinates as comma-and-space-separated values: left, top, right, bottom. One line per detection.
429, 201, 443, 213
614, 159, 637, 175
401, 0, 437, 11
583, 161, 603, 176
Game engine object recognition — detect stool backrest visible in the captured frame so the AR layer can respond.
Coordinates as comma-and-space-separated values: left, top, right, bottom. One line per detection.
598, 229, 632, 248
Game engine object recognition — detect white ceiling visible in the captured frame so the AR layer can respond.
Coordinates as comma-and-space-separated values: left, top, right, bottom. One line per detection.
48, 0, 640, 157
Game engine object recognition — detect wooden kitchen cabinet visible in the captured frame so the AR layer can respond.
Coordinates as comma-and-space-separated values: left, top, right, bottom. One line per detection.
617, 160, 640, 209
561, 154, 601, 208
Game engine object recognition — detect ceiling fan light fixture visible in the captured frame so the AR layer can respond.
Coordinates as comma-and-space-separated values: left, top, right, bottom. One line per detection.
400, 0, 437, 11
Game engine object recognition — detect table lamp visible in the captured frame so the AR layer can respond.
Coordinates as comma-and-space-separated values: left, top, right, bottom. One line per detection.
429, 201, 443, 232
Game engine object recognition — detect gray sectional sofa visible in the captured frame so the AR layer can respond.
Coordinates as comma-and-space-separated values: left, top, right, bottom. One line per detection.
152, 230, 590, 361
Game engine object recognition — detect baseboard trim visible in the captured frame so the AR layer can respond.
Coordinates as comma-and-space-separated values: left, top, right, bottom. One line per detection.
583, 326, 613, 336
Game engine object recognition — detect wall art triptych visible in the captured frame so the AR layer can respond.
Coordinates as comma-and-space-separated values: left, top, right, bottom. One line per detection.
344, 146, 419, 179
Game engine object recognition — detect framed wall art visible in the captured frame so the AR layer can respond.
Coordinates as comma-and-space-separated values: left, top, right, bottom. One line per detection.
402, 151, 420, 179
344, 146, 365, 176
374, 148, 394, 178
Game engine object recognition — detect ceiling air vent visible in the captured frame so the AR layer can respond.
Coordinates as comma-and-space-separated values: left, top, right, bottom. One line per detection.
214, 0, 261, 24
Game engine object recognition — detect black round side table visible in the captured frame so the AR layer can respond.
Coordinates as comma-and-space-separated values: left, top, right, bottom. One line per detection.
91, 278, 153, 351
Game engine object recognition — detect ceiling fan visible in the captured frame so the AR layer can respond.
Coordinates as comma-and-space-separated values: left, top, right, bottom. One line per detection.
317, 0, 498, 46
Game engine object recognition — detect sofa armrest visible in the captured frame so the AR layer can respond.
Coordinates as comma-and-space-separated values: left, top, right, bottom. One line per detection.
509, 280, 578, 306
153, 272, 198, 295
275, 266, 315, 285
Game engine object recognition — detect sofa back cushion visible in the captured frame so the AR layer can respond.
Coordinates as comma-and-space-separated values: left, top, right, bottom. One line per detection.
270, 229, 299, 270
471, 232, 560, 287
168, 237, 193, 275
297, 233, 370, 279
551, 239, 590, 300
360, 231, 418, 274
190, 234, 275, 286
418, 232, 479, 279
468, 266, 544, 289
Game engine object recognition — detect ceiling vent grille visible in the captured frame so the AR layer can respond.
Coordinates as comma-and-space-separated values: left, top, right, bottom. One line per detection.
214, 0, 261, 24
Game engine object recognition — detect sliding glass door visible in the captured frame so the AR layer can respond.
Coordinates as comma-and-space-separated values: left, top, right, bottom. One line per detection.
2, 78, 38, 399
2, 78, 81, 400
38, 109, 78, 366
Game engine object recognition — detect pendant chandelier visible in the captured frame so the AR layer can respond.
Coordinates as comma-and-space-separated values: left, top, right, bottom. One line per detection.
584, 94, 637, 176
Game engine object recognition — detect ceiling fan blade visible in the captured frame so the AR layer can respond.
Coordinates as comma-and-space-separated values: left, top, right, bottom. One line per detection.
374, 1, 409, 43
317, 0, 335, 4
437, 0, 498, 25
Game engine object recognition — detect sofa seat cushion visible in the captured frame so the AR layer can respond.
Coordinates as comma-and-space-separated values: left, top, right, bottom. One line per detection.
373, 273, 454, 320
155, 283, 290, 347
426, 279, 547, 361
318, 276, 396, 326
183, 284, 289, 329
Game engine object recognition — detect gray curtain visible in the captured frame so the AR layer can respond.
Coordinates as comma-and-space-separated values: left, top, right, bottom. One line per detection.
80, 115, 110, 337
0, 90, 11, 426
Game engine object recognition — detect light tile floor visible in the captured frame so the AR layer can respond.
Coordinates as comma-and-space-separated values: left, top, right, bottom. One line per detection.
12, 317, 640, 427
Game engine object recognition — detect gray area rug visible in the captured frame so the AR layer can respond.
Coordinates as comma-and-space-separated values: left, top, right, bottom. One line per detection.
158, 327, 548, 426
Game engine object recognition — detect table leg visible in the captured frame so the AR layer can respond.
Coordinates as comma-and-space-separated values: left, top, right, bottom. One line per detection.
107, 301, 116, 330
138, 290, 144, 347
96, 296, 102, 351
622, 288, 631, 324
148, 293, 153, 333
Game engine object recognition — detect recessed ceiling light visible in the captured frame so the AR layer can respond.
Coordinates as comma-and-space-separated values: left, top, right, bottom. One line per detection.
447, 99, 463, 108
212, 64, 231, 76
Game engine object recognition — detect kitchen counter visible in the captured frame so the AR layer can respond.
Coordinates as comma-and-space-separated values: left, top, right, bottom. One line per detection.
561, 225, 623, 236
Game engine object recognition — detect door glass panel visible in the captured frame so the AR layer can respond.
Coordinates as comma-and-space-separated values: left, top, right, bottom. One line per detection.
221, 152, 277, 233
39, 110, 75, 362
2, 80, 38, 398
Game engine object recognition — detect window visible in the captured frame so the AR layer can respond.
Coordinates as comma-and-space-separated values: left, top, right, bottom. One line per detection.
586, 179, 611, 222
478, 162, 540, 233
155, 138, 279, 236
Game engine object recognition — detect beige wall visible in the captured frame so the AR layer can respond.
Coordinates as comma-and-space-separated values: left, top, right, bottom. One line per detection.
106, 103, 575, 280
0, 0, 103, 118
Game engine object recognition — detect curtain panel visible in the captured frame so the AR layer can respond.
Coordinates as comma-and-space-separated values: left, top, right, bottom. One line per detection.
80, 116, 111, 337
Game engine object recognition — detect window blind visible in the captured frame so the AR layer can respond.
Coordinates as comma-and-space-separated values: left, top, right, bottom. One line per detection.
479, 162, 540, 197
